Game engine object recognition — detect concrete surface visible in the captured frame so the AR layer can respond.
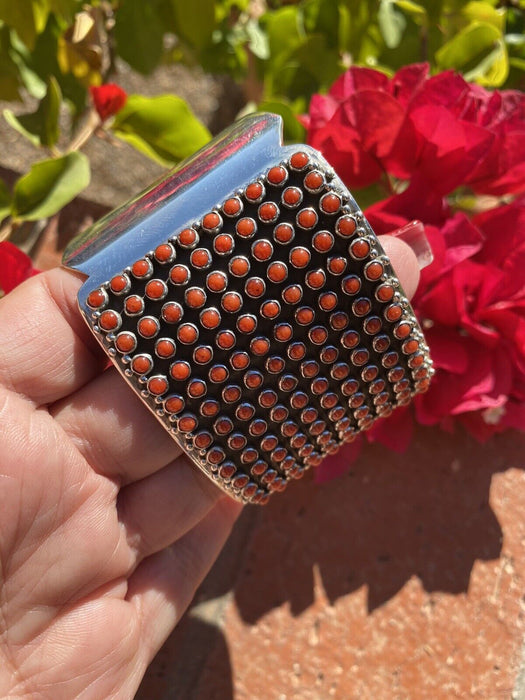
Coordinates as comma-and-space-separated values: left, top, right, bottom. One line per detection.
136, 427, 525, 699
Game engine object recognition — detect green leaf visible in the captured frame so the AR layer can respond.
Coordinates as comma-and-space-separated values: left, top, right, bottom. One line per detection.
57, 9, 104, 85
214, 0, 250, 23
171, 0, 215, 51
3, 76, 61, 147
0, 179, 11, 221
269, 33, 341, 103
436, 21, 508, 86
508, 55, 525, 69
394, 0, 427, 24
378, 0, 407, 49
12, 152, 90, 221
303, 0, 340, 50
464, 37, 509, 85
462, 1, 506, 32
506, 56, 525, 87
257, 100, 306, 143
197, 27, 247, 77
244, 18, 269, 60
3, 110, 39, 147
262, 5, 341, 102
8, 28, 47, 99
264, 5, 302, 64
0, 25, 22, 100
506, 6, 525, 40
337, 0, 380, 62
48, 0, 77, 23
505, 32, 525, 52
0, 0, 50, 50
376, 0, 429, 70
352, 182, 389, 211
114, 0, 164, 74
31, 15, 87, 117
112, 94, 211, 165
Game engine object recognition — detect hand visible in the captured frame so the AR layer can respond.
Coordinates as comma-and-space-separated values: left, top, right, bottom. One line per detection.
0, 237, 420, 699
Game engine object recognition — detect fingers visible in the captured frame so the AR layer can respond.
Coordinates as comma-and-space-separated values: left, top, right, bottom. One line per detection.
127, 496, 242, 667
117, 453, 224, 564
379, 235, 420, 300
0, 236, 419, 411
51, 367, 181, 484
0, 388, 135, 645
0, 268, 106, 406
4, 499, 241, 699
48, 240, 421, 490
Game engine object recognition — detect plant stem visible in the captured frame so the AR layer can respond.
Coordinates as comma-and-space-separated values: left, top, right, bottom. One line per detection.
0, 219, 13, 243
68, 108, 100, 152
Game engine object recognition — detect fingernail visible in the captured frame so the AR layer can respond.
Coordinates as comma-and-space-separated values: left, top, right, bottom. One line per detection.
390, 220, 433, 270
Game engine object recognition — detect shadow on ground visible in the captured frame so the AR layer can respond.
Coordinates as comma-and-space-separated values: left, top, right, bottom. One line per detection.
135, 616, 234, 700
210, 426, 516, 620
139, 427, 524, 698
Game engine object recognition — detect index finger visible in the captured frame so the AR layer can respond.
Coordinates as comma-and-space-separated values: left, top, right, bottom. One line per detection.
0, 233, 422, 410
49, 235, 422, 485
0, 268, 107, 406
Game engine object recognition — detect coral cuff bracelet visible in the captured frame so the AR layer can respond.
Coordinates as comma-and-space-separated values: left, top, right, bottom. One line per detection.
63, 114, 433, 504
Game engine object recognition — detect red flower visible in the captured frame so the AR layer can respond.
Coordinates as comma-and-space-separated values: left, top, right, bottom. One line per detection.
304, 63, 525, 195
0, 241, 40, 294
90, 83, 127, 122
367, 193, 525, 439
303, 66, 414, 188
418, 199, 525, 363
305, 64, 525, 481
462, 86, 525, 195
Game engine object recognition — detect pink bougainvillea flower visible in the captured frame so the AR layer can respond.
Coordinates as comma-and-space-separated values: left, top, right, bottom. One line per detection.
304, 63, 525, 195
304, 65, 413, 188
90, 83, 127, 122
415, 332, 513, 421
462, 86, 525, 195
374, 196, 524, 439
418, 200, 525, 364
305, 63, 525, 482
0, 241, 40, 294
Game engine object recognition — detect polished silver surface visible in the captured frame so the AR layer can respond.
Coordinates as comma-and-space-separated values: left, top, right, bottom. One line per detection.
65, 113, 287, 303
63, 113, 434, 504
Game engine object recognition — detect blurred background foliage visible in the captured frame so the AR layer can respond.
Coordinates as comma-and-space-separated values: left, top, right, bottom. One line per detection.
0, 0, 524, 232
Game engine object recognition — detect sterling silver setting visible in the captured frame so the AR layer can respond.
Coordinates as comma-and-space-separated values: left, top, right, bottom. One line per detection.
63, 114, 433, 505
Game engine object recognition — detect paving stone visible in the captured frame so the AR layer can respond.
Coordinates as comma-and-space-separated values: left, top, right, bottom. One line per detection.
138, 426, 525, 699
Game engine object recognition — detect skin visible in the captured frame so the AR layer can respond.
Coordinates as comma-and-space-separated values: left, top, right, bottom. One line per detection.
0, 237, 419, 699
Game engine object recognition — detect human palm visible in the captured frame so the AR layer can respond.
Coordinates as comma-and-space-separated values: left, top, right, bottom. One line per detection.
0, 268, 241, 699
0, 236, 418, 698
